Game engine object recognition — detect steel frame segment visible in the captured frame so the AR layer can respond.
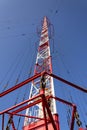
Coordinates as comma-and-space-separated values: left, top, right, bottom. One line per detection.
1, 93, 77, 130
50, 96, 76, 130
26, 17, 54, 123
4, 115, 16, 130
47, 73, 87, 93
1, 95, 57, 130
12, 98, 42, 114
0, 72, 44, 97
1, 70, 86, 99
38, 42, 48, 51
42, 95, 49, 130
70, 105, 76, 130
0, 93, 43, 115
35, 58, 52, 75
11, 95, 51, 115
2, 114, 4, 130
0, 94, 49, 130
0, 71, 86, 130
10, 116, 16, 130
50, 96, 75, 107
6, 112, 45, 121
41, 94, 57, 130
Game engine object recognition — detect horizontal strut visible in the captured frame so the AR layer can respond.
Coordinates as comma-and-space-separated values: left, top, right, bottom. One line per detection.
0, 72, 45, 97
6, 112, 45, 120
47, 72, 87, 93
0, 71, 87, 99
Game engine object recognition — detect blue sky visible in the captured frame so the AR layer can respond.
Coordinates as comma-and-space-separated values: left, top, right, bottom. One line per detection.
0, 0, 87, 129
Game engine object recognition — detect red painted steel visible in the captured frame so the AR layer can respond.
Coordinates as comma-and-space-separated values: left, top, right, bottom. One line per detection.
41, 94, 57, 130
0, 93, 43, 115
41, 89, 49, 130
0, 71, 87, 99
11, 118, 16, 130
7, 112, 45, 120
23, 114, 59, 130
2, 114, 4, 130
70, 105, 76, 130
79, 128, 87, 130
0, 72, 86, 129
48, 73, 87, 93
50, 96, 76, 130
0, 72, 43, 97
0, 17, 86, 130
0, 93, 77, 130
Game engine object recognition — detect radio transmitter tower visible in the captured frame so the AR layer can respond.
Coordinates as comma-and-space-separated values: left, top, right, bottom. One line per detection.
0, 16, 87, 130
23, 16, 58, 129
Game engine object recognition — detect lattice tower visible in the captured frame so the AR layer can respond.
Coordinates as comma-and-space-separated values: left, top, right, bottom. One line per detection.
24, 16, 57, 126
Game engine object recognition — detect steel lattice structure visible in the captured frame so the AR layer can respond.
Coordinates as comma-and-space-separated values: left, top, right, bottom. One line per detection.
24, 16, 57, 126
0, 16, 87, 130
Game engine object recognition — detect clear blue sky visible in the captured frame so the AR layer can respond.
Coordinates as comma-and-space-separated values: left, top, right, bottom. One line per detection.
0, 0, 87, 129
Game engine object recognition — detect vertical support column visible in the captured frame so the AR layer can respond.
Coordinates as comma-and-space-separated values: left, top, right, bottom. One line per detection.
53, 114, 60, 130
70, 105, 76, 130
2, 114, 4, 130
42, 95, 57, 130
42, 90, 48, 130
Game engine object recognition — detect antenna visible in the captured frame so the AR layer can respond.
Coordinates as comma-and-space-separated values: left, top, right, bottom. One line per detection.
24, 16, 57, 126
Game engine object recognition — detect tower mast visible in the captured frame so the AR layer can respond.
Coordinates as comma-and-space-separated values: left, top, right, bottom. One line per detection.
24, 16, 57, 126
0, 16, 86, 130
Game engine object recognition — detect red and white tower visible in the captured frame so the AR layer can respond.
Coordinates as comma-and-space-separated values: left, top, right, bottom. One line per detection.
1, 16, 87, 130
24, 16, 57, 128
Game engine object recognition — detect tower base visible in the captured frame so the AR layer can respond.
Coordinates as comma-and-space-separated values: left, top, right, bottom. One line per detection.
23, 114, 59, 130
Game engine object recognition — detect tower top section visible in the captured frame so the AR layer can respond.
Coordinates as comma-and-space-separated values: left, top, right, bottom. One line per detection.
39, 16, 49, 46
35, 16, 52, 74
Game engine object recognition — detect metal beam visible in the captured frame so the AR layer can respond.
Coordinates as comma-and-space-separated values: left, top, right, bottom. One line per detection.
0, 72, 44, 97
0, 71, 86, 98
47, 72, 87, 93
0, 93, 42, 115
42, 94, 57, 130
7, 112, 45, 120
70, 105, 76, 130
